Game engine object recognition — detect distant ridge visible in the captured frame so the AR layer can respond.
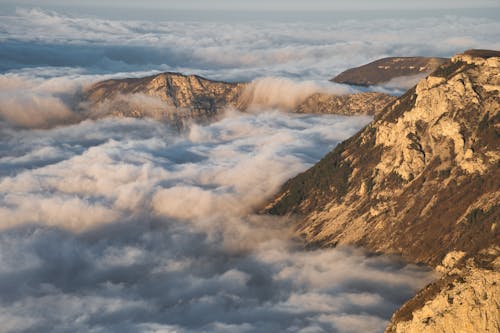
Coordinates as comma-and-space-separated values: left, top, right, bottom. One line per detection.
80, 72, 246, 127
464, 49, 500, 58
332, 56, 448, 86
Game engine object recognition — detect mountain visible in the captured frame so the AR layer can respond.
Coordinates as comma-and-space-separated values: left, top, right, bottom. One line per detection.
81, 72, 246, 127
332, 57, 448, 86
264, 50, 500, 331
81, 72, 394, 123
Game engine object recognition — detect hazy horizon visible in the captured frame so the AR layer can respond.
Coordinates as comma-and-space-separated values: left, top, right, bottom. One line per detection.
1, 0, 500, 21
3, 0, 500, 11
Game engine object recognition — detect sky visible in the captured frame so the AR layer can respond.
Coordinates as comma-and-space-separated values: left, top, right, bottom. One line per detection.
3, 0, 500, 11
1, 1, 500, 21
0, 2, 498, 332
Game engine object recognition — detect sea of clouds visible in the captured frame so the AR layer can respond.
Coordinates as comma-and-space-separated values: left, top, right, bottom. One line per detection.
0, 113, 435, 332
1, 7, 497, 332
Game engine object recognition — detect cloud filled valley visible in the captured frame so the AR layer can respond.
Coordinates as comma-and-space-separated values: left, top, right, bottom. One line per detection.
2, 6, 498, 333
0, 112, 435, 332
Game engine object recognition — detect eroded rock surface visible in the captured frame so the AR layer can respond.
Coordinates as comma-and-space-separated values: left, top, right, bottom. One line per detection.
386, 249, 500, 333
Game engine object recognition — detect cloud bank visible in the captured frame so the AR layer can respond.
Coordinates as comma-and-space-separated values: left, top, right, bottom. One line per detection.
0, 111, 434, 332
1, 8, 499, 80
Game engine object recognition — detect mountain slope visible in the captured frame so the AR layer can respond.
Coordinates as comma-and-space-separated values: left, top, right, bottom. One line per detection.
332, 57, 448, 86
264, 51, 500, 329
386, 255, 499, 333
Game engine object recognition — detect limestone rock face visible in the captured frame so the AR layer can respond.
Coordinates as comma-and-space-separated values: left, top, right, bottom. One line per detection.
332, 57, 448, 86
296, 92, 396, 116
264, 51, 500, 331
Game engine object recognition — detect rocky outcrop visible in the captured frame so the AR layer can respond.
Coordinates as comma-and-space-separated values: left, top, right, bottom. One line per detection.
296, 92, 396, 116
264, 51, 500, 331
81, 72, 246, 126
332, 57, 448, 86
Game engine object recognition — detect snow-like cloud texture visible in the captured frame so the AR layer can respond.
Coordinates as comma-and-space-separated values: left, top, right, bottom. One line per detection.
0, 113, 434, 332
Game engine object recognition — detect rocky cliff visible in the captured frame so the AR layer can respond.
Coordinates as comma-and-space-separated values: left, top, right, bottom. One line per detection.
332, 57, 448, 86
264, 50, 500, 330
81, 72, 246, 126
81, 72, 394, 123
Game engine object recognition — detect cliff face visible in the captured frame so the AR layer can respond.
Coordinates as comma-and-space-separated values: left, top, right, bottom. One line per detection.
264, 51, 500, 330
332, 57, 448, 86
265, 52, 499, 265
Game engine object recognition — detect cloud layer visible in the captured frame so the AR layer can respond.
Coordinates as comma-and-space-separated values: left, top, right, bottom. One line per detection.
0, 111, 434, 332
1, 7, 484, 332
1, 8, 500, 80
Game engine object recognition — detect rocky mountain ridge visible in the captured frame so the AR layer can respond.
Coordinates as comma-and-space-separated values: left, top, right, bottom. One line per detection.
81, 72, 395, 123
264, 50, 500, 331
386, 252, 499, 333
81, 72, 246, 126
83, 55, 457, 123
332, 56, 448, 86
